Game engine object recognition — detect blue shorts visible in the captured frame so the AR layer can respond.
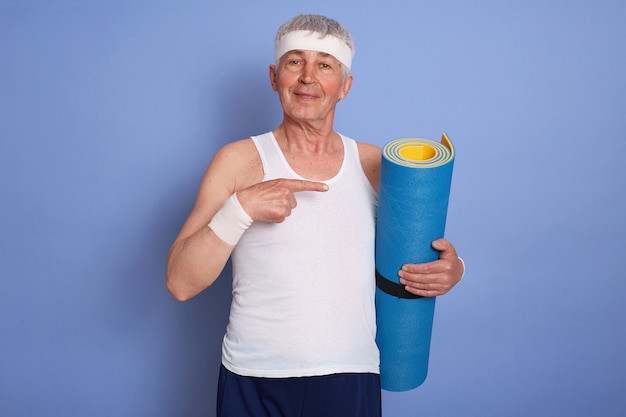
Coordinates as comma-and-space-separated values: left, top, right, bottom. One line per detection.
217, 364, 381, 417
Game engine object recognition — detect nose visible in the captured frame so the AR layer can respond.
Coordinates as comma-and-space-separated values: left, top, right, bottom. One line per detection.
298, 62, 316, 84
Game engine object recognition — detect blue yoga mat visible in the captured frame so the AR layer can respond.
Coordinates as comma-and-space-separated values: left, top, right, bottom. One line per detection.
375, 134, 455, 392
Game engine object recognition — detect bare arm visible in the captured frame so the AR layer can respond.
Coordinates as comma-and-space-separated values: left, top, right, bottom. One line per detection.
166, 139, 329, 301
357, 142, 382, 193
166, 139, 261, 301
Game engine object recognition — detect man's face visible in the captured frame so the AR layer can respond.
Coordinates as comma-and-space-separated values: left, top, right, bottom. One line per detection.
270, 49, 353, 125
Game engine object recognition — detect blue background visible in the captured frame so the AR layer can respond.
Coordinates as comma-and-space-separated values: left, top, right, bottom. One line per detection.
2, 0, 625, 416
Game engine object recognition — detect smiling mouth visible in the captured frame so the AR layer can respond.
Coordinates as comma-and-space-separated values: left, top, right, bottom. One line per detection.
293, 88, 319, 97
294, 92, 319, 100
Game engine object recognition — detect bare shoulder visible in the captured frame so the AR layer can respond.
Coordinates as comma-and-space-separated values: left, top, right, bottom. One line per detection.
207, 138, 263, 194
212, 138, 258, 170
357, 142, 382, 160
356, 142, 382, 192
172, 138, 262, 242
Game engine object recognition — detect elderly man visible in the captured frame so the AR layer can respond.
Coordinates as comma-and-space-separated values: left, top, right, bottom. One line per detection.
167, 14, 464, 417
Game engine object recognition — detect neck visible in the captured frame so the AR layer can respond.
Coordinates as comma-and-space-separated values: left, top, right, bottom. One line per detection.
272, 122, 344, 181
275, 119, 340, 154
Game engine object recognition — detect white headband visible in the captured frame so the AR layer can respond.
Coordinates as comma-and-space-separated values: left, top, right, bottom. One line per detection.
275, 30, 353, 70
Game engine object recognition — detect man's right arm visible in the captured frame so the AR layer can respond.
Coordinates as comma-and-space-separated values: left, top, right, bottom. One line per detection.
166, 138, 330, 301
166, 139, 261, 301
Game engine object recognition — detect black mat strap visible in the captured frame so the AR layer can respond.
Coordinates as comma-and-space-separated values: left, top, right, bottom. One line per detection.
375, 269, 424, 299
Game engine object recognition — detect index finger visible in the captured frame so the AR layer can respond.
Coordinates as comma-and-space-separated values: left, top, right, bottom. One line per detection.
279, 178, 329, 193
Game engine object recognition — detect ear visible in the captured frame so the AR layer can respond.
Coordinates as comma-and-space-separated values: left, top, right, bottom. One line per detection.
339, 74, 353, 100
269, 64, 278, 92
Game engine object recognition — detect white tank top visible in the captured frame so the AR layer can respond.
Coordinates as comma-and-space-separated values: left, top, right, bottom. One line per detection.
222, 132, 379, 378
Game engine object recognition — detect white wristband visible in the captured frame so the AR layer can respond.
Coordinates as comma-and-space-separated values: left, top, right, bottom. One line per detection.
458, 256, 466, 281
207, 193, 253, 246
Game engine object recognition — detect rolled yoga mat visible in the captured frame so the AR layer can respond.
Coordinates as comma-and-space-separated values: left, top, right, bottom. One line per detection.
375, 133, 455, 392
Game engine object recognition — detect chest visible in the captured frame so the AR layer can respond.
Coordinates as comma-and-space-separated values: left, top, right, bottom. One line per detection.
283, 150, 344, 181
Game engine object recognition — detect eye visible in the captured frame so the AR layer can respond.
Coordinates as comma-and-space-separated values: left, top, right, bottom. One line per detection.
283, 55, 302, 65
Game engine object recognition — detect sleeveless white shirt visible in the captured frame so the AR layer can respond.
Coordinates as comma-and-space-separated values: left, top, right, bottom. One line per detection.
222, 132, 379, 378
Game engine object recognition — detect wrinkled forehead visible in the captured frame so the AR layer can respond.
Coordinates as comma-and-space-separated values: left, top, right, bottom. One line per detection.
275, 30, 352, 70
